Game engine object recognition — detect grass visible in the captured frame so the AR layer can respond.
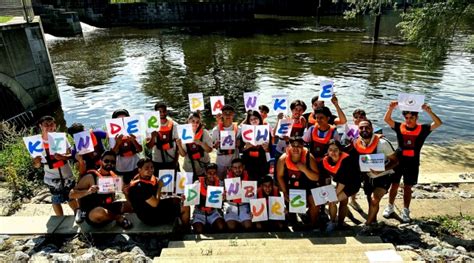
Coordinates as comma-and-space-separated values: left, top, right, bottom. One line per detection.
431, 215, 472, 236
0, 16, 13, 23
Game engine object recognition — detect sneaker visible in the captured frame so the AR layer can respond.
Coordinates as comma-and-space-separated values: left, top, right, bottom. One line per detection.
401, 208, 411, 223
74, 209, 85, 224
382, 204, 395, 218
326, 221, 337, 232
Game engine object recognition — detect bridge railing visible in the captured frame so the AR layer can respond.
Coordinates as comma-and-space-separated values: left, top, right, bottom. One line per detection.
0, 0, 35, 23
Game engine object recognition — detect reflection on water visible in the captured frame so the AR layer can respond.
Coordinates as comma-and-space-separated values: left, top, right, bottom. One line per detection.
46, 16, 474, 143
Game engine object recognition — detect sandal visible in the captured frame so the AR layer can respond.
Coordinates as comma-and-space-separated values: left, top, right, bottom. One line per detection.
117, 216, 133, 230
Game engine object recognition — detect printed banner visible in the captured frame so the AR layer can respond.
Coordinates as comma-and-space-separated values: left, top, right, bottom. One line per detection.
311, 185, 338, 206
268, 196, 285, 220
23, 135, 44, 158
97, 177, 116, 194
224, 177, 242, 200
359, 153, 385, 172
250, 198, 268, 222
397, 93, 425, 112
289, 189, 307, 214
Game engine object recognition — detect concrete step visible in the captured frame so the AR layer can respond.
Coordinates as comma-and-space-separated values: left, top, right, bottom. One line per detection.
168, 236, 383, 248
160, 243, 395, 257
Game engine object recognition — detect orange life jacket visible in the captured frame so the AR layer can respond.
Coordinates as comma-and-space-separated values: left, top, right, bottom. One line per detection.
322, 152, 349, 176
290, 116, 306, 137
86, 169, 117, 204
284, 147, 309, 188
308, 112, 317, 126
185, 126, 205, 160
129, 174, 157, 187
226, 170, 249, 204
156, 118, 174, 150
400, 123, 422, 157
353, 134, 381, 154
197, 176, 220, 212
43, 142, 65, 169
311, 124, 336, 161
218, 122, 238, 155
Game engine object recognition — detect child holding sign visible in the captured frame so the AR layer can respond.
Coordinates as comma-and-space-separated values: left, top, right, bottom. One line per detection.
254, 175, 286, 231
31, 116, 78, 216
68, 123, 107, 176
303, 107, 340, 162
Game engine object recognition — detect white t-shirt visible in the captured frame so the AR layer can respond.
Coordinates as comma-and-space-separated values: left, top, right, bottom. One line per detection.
41, 140, 74, 187
212, 124, 240, 177
360, 136, 395, 178
149, 120, 179, 163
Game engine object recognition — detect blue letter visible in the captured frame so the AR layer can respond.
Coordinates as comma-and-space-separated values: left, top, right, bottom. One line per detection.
208, 190, 222, 203
277, 123, 290, 136
273, 98, 287, 111
222, 135, 234, 146
28, 141, 43, 154
77, 136, 90, 151
181, 128, 192, 140
161, 174, 173, 186
255, 128, 269, 142
320, 84, 332, 99
127, 119, 139, 134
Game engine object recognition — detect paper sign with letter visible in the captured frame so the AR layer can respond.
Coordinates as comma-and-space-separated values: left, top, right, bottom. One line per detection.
220, 130, 235, 150
178, 124, 194, 144
255, 125, 270, 145
244, 92, 259, 111
98, 177, 116, 194
275, 119, 294, 137
73, 131, 94, 155
188, 93, 205, 112
319, 80, 334, 101
272, 94, 289, 114
250, 198, 268, 222
289, 189, 306, 213
311, 185, 338, 206
359, 153, 385, 172
105, 118, 128, 138
143, 111, 160, 134
206, 186, 224, 209
224, 177, 241, 200
114, 176, 123, 193
158, 169, 175, 193
345, 124, 360, 141
123, 116, 142, 137
398, 93, 425, 112
241, 124, 256, 145
176, 172, 194, 194
23, 135, 44, 158
241, 180, 257, 203
184, 183, 200, 206
47, 132, 67, 155
269, 196, 285, 220
210, 96, 225, 115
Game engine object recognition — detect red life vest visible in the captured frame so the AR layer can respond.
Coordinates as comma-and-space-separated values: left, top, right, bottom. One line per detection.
43, 142, 65, 169
156, 118, 174, 151
226, 170, 249, 204
218, 122, 238, 155
284, 147, 308, 188
197, 176, 220, 212
311, 124, 336, 161
118, 137, 138, 157
308, 112, 317, 126
353, 134, 381, 154
290, 116, 306, 137
129, 174, 157, 187
322, 152, 349, 177
400, 123, 422, 157
87, 169, 117, 204
186, 126, 205, 160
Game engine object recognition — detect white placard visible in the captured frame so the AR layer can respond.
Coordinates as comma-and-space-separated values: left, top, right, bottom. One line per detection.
177, 124, 195, 144
158, 169, 175, 193
176, 172, 194, 194
311, 185, 338, 206
205, 186, 224, 209
241, 124, 255, 145
184, 183, 200, 206
97, 177, 116, 194
114, 176, 123, 193
319, 80, 334, 101
105, 118, 127, 138
344, 124, 360, 141
123, 116, 142, 137
268, 196, 286, 220
224, 177, 242, 200
289, 189, 307, 214
244, 92, 259, 111
220, 130, 236, 150
359, 153, 386, 172
73, 131, 95, 155
23, 135, 44, 158
250, 198, 268, 222
188, 93, 205, 111
143, 111, 161, 134
275, 119, 294, 137
272, 94, 289, 114
397, 93, 425, 112
365, 250, 403, 263
210, 96, 225, 115
47, 132, 67, 155
241, 180, 257, 203
255, 125, 270, 145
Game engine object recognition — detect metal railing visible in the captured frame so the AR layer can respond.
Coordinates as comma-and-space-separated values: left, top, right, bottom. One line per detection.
0, 0, 35, 23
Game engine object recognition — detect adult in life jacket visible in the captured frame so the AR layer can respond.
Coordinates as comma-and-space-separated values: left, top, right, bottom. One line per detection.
146, 102, 180, 172
383, 101, 442, 223
110, 109, 143, 185
32, 116, 78, 217
303, 94, 347, 128
211, 104, 240, 180
128, 158, 184, 227
318, 140, 360, 232
176, 112, 213, 181
303, 106, 341, 162
191, 163, 226, 234
276, 137, 321, 229
240, 110, 271, 182
273, 100, 307, 158
223, 158, 253, 231
254, 175, 286, 231
350, 120, 399, 225
69, 151, 132, 229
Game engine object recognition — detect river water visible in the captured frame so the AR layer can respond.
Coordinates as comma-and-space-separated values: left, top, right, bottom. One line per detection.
45, 16, 474, 143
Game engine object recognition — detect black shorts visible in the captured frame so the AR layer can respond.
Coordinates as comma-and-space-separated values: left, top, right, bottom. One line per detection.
392, 162, 420, 186
136, 198, 181, 226
85, 201, 123, 227
363, 174, 392, 196
342, 185, 360, 197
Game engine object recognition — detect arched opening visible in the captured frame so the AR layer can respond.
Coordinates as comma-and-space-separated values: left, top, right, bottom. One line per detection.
0, 85, 25, 120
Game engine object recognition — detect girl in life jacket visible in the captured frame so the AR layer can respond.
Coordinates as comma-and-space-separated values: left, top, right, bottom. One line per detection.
240, 111, 271, 181
177, 113, 213, 180
305, 106, 339, 162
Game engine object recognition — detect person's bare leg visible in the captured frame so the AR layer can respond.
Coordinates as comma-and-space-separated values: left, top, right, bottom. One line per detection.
403, 185, 413, 209
366, 188, 386, 225
52, 204, 63, 216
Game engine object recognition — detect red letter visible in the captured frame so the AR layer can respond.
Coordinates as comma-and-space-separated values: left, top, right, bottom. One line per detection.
110, 123, 122, 135
252, 203, 264, 216
213, 100, 223, 112
243, 128, 253, 141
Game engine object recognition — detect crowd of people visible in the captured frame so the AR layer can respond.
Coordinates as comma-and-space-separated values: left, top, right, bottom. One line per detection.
30, 94, 442, 233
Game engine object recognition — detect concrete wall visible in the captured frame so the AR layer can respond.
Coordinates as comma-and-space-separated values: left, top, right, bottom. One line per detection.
0, 18, 60, 120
